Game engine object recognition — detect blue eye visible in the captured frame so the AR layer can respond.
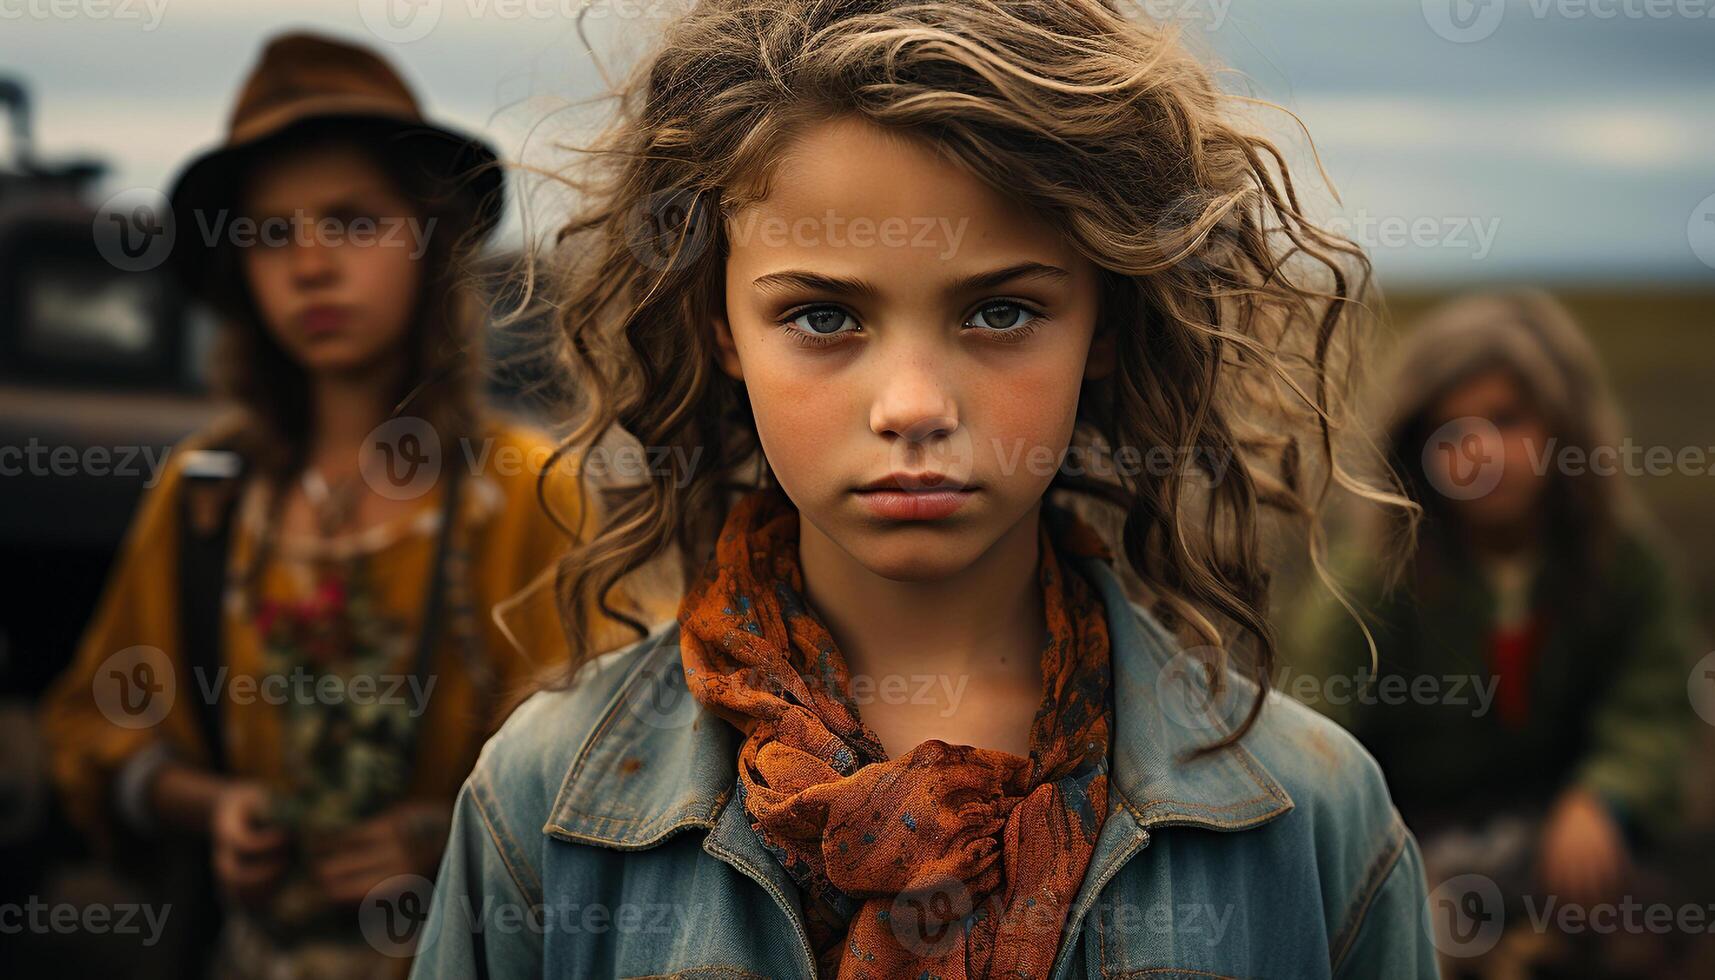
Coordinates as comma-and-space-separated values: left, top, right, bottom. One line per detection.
786, 306, 857, 336
966, 301, 1040, 332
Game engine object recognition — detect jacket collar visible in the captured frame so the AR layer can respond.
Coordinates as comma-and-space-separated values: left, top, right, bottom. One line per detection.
543, 554, 1294, 977
544, 552, 1293, 847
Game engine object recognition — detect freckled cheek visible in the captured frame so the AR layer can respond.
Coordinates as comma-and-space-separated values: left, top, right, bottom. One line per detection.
969, 355, 1087, 475
738, 350, 863, 485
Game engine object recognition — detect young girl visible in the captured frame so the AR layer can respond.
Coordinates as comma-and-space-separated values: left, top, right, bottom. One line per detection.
413, 2, 1435, 977
41, 32, 666, 980
1288, 289, 1699, 975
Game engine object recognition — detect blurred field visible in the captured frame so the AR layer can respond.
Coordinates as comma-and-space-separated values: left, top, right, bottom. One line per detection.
1383, 285, 1715, 639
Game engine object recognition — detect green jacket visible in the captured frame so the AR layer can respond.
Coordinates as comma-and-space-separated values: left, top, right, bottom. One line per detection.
1284, 530, 1700, 842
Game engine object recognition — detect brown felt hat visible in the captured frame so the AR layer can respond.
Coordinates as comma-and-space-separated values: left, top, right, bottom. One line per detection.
167, 31, 505, 298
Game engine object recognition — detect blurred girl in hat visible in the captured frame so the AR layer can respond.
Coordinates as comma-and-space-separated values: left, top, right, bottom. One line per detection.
41, 30, 673, 980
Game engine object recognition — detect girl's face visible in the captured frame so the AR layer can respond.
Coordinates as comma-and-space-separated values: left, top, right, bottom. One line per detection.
1425, 367, 1554, 533
240, 142, 423, 377
714, 116, 1106, 581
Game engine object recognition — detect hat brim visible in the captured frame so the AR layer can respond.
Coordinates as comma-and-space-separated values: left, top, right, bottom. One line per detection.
166, 112, 506, 300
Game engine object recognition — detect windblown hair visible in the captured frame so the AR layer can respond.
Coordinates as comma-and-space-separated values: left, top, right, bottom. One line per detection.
537, 0, 1411, 750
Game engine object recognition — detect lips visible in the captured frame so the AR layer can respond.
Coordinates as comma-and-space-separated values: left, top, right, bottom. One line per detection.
856, 472, 968, 492
297, 304, 350, 336
852, 473, 977, 520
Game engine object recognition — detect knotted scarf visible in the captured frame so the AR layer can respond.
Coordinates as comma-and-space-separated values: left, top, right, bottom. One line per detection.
678, 488, 1115, 978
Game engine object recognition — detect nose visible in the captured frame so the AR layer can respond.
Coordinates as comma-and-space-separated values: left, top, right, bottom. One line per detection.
287, 232, 340, 288
868, 348, 959, 445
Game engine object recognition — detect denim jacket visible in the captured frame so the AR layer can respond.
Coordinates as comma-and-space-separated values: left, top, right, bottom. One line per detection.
410, 552, 1440, 979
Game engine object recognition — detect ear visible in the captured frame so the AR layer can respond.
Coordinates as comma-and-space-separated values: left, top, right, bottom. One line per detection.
1084, 327, 1116, 381
712, 311, 744, 380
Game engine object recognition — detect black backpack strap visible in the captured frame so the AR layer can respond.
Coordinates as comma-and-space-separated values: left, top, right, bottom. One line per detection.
408, 461, 463, 697
176, 447, 246, 772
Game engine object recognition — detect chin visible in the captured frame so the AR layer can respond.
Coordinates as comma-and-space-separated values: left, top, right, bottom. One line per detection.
1456, 506, 1538, 541
836, 525, 996, 583
293, 342, 391, 377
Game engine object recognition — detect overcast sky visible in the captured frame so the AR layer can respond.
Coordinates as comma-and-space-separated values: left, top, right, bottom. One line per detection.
7, 0, 1714, 284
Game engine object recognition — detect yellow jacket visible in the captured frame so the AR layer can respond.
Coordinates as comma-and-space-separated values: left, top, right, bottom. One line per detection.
40, 419, 676, 848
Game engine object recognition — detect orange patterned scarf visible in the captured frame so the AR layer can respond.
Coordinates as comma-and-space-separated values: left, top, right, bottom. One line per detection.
679, 488, 1114, 978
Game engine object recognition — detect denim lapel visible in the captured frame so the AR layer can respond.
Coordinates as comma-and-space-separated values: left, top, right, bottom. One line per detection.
544, 555, 1294, 980
544, 627, 733, 849
1081, 553, 1296, 831
1049, 553, 1295, 980
701, 781, 821, 976
543, 626, 818, 975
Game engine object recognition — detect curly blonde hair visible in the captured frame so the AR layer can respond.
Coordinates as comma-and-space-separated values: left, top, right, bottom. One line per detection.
530, 0, 1411, 749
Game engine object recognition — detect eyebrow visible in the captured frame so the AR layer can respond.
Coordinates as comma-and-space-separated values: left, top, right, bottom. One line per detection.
750, 261, 1071, 299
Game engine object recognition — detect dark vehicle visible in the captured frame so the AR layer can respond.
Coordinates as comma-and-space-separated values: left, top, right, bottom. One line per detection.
0, 78, 217, 702
0, 74, 217, 978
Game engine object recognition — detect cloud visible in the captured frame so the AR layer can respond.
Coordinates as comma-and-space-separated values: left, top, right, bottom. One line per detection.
1285, 93, 1714, 175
